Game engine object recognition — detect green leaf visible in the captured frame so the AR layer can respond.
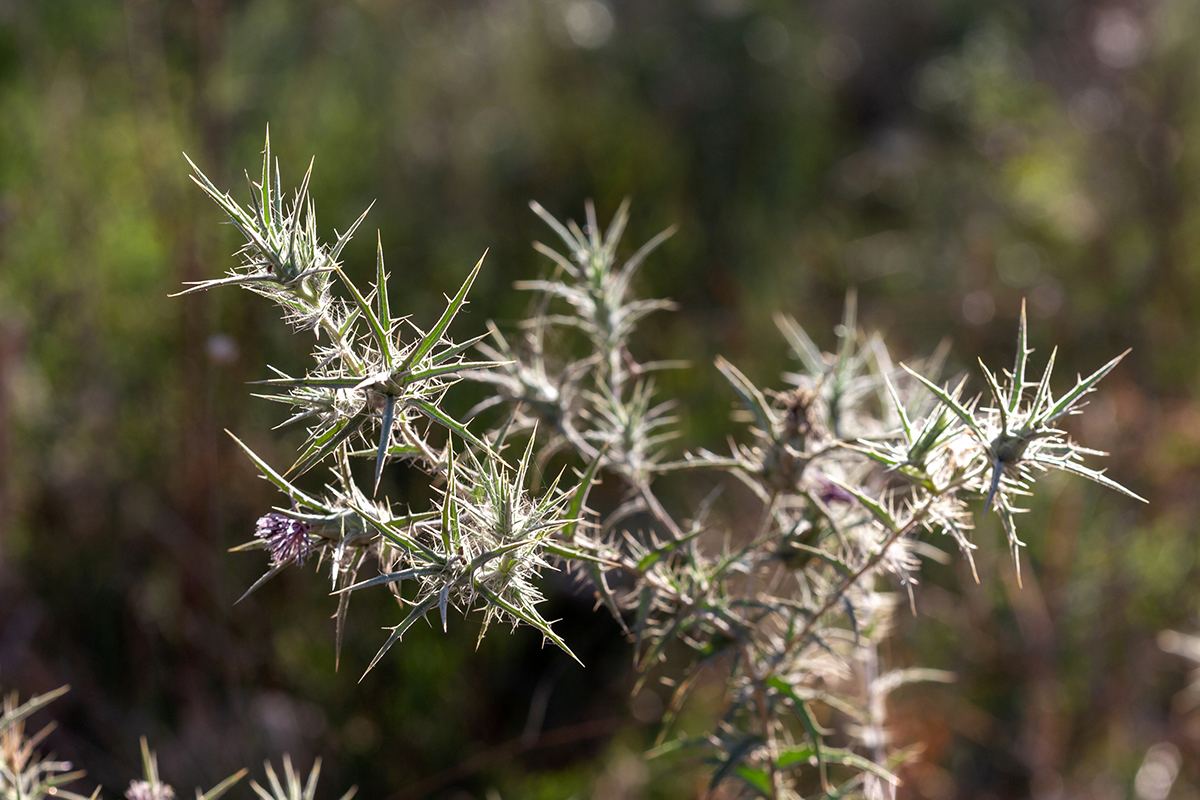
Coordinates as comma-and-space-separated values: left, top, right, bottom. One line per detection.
531, 240, 581, 277
709, 737, 762, 795
441, 437, 458, 554
250, 773, 276, 800
514, 429, 538, 497
170, 273, 277, 297
978, 358, 1009, 434
399, 360, 505, 384
715, 355, 775, 437
981, 456, 1005, 519
234, 564, 286, 605
333, 566, 444, 594
334, 562, 356, 672
775, 312, 827, 377
342, 500, 443, 563
185, 154, 276, 267
286, 410, 369, 479
911, 403, 955, 460
373, 394, 396, 494
139, 736, 160, 786
586, 561, 629, 634
0, 685, 69, 734
602, 197, 631, 256
733, 766, 772, 797
633, 586, 654, 666
327, 202, 374, 267
197, 770, 249, 800
835, 288, 858, 378
541, 542, 610, 563
777, 745, 816, 769
530, 200, 585, 260
1028, 346, 1058, 420
400, 252, 486, 372
901, 365, 987, 445
409, 399, 493, 455
250, 376, 364, 389
346, 443, 423, 459
375, 232, 390, 339
472, 582, 582, 665
301, 759, 322, 800
361, 595, 439, 680
617, 224, 676, 284
426, 331, 492, 367
286, 159, 314, 277
768, 676, 829, 792
563, 446, 608, 541
1038, 454, 1147, 502
636, 526, 707, 572
259, 126, 273, 231
438, 581, 453, 633
338, 305, 363, 340
1041, 348, 1130, 424
880, 371, 913, 444
333, 261, 392, 368
825, 478, 898, 530
823, 748, 900, 786
1011, 299, 1030, 415
469, 534, 560, 570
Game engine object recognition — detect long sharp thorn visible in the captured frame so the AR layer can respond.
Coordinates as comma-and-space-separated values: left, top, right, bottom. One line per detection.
374, 395, 396, 495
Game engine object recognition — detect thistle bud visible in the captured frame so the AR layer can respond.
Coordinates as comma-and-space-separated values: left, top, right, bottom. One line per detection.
254, 512, 314, 566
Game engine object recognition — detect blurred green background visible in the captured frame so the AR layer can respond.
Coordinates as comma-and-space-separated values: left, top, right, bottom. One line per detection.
0, 0, 1197, 797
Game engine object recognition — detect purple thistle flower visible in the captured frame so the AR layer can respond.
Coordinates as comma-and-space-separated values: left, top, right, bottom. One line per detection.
255, 512, 314, 565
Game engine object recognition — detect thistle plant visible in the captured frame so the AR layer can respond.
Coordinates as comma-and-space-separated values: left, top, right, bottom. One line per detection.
123, 738, 244, 800
0, 688, 280, 800
182, 131, 1144, 798
0, 685, 88, 800
247, 756, 355, 800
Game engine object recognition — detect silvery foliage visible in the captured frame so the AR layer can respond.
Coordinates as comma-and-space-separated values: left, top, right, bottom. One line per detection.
0, 686, 283, 800
0, 685, 87, 800
247, 755, 356, 800
184, 131, 1143, 799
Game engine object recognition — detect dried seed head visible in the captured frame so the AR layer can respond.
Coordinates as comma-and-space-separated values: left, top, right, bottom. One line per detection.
255, 512, 314, 565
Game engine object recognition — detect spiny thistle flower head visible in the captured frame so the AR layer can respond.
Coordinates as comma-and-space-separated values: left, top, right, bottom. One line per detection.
897, 301, 1146, 573
255, 513, 313, 566
340, 434, 591, 678
431, 436, 577, 636
178, 129, 368, 329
